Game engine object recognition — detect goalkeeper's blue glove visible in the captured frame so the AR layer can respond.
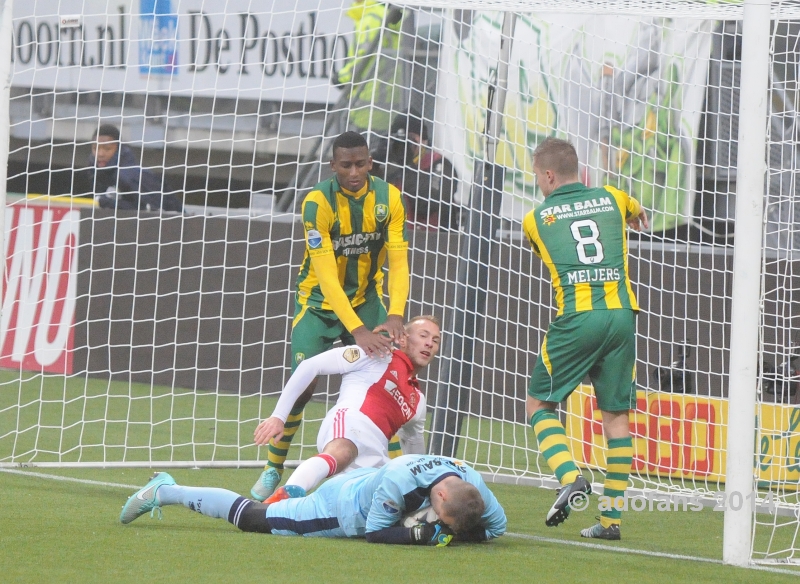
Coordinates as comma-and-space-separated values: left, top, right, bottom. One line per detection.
410, 520, 455, 547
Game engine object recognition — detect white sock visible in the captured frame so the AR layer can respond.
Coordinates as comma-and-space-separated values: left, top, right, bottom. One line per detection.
157, 485, 239, 520
286, 454, 337, 492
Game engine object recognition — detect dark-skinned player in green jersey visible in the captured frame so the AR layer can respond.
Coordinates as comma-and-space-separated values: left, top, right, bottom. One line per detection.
251, 131, 410, 501
523, 137, 648, 540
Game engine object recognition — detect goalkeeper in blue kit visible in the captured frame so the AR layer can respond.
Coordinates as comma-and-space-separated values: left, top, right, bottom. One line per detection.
120, 454, 506, 546
523, 137, 648, 540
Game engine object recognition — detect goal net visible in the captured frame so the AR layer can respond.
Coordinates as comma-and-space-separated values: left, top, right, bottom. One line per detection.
1, 0, 799, 565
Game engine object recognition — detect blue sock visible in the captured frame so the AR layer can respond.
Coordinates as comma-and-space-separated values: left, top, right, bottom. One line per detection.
157, 485, 240, 520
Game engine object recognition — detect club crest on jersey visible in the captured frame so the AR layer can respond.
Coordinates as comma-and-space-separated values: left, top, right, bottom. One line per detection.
343, 348, 361, 363
295, 352, 305, 364
445, 459, 468, 474
307, 229, 323, 249
543, 214, 557, 225
383, 500, 400, 515
374, 204, 389, 222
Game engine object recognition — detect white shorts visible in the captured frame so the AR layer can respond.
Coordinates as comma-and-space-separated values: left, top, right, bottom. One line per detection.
316, 407, 389, 471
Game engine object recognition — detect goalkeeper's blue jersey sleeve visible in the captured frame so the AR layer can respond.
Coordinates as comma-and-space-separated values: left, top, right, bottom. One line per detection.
361, 454, 507, 540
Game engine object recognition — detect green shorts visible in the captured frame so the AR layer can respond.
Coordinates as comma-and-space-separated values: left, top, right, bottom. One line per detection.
528, 309, 637, 412
290, 293, 387, 371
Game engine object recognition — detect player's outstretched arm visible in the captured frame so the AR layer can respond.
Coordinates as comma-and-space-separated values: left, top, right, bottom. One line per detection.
265, 347, 372, 429
309, 251, 393, 358
365, 522, 454, 546
311, 255, 364, 329
384, 186, 410, 319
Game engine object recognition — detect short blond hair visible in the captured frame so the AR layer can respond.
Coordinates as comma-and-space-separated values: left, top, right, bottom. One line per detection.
406, 314, 441, 330
532, 137, 579, 178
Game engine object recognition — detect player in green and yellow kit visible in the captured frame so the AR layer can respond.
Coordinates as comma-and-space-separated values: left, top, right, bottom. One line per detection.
523, 137, 648, 540
251, 131, 410, 501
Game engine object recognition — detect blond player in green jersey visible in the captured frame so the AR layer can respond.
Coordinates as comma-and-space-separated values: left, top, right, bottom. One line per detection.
251, 131, 410, 502
523, 137, 648, 540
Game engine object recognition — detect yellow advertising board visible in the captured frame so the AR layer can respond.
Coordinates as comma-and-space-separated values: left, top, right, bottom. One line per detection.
565, 385, 800, 487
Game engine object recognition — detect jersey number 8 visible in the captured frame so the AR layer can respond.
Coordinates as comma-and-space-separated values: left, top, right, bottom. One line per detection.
570, 219, 604, 265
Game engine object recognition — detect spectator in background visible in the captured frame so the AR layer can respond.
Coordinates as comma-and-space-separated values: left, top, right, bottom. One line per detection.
382, 113, 459, 230
86, 124, 182, 212
335, 1, 404, 156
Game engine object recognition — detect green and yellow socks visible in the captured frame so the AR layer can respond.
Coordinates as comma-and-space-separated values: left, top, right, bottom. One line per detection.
266, 408, 305, 473
600, 436, 633, 527
530, 409, 580, 486
531, 409, 633, 528
388, 435, 402, 459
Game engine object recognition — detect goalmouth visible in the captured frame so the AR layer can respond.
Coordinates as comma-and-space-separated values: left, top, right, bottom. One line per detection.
0, 0, 799, 568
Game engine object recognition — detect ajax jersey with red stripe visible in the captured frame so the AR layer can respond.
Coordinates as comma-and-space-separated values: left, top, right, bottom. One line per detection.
270, 346, 425, 441
358, 351, 423, 439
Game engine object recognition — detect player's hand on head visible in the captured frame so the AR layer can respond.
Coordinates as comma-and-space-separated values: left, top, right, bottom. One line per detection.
352, 325, 394, 358
410, 520, 455, 547
372, 314, 406, 342
254, 417, 285, 445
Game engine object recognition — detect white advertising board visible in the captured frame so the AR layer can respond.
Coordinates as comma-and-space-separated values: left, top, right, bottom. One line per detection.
12, 0, 354, 103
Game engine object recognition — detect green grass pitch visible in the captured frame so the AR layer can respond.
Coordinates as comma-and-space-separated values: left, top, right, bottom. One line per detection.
2, 373, 800, 582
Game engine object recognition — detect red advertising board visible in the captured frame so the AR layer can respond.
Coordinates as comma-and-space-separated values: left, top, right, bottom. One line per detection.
0, 205, 79, 374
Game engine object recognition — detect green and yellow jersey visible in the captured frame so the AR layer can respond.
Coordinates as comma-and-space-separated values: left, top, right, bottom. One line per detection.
296, 175, 409, 331
523, 182, 640, 316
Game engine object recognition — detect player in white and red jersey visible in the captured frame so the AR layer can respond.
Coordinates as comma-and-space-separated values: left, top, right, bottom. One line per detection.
253, 315, 441, 503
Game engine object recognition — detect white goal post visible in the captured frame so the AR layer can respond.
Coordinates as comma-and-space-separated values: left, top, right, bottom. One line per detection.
0, 0, 799, 567
722, 0, 768, 567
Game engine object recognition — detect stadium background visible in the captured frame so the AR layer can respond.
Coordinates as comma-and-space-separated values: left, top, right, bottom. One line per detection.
4, 0, 800, 570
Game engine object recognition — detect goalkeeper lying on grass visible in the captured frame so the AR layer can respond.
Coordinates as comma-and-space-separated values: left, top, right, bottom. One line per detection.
120, 454, 506, 546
